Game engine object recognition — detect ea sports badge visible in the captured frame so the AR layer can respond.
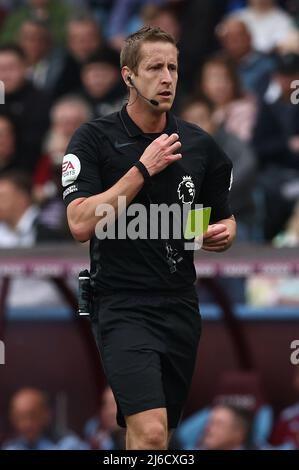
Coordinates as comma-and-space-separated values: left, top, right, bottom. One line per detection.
62, 154, 81, 187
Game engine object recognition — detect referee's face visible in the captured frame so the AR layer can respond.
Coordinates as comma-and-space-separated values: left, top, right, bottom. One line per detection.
134, 41, 178, 112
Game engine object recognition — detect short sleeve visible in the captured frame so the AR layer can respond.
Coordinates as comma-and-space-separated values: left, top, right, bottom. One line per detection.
62, 123, 103, 206
199, 134, 233, 223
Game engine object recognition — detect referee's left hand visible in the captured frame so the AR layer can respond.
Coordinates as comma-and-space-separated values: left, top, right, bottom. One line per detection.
201, 223, 230, 252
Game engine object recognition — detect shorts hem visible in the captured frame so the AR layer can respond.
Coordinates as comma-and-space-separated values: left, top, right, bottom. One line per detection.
117, 402, 167, 428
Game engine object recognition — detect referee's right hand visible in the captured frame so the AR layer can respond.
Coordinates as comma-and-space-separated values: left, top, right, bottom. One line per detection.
139, 133, 182, 176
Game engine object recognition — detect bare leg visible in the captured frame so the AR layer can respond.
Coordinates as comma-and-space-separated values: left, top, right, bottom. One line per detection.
125, 408, 168, 450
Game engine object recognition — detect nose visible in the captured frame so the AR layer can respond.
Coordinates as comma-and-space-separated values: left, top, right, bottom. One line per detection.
161, 67, 172, 85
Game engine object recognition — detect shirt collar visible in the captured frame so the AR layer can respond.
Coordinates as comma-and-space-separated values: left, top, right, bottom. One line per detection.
119, 104, 178, 138
16, 205, 39, 236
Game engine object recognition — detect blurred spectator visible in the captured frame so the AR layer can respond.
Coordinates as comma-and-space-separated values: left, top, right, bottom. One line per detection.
35, 95, 92, 193
277, 30, 299, 55
177, 370, 274, 449
0, 170, 67, 246
84, 386, 125, 450
2, 388, 55, 450
178, 0, 227, 93
0, 115, 19, 173
253, 53, 299, 239
0, 0, 72, 45
67, 14, 103, 63
141, 3, 185, 109
181, 99, 257, 240
0, 44, 50, 173
254, 53, 299, 168
50, 95, 92, 140
33, 96, 90, 238
18, 18, 65, 94
106, 0, 168, 50
142, 3, 181, 41
80, 48, 125, 118
2, 388, 89, 450
198, 404, 253, 450
0, 170, 72, 307
231, 0, 297, 53
53, 14, 104, 98
217, 17, 276, 95
271, 366, 299, 448
86, 0, 116, 36
198, 54, 257, 141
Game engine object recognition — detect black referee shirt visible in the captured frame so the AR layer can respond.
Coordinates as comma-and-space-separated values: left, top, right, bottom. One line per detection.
62, 105, 233, 293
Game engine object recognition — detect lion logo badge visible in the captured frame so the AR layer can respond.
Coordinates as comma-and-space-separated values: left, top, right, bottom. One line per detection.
177, 175, 195, 204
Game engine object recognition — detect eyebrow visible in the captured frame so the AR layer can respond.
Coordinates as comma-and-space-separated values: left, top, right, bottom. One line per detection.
146, 61, 163, 66
146, 61, 177, 67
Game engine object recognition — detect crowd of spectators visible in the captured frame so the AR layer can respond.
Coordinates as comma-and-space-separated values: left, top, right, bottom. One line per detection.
0, 0, 299, 452
2, 366, 299, 450
0, 0, 298, 245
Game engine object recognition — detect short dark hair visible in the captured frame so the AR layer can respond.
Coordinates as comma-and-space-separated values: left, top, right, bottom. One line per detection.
83, 47, 120, 69
0, 170, 32, 197
67, 12, 100, 31
180, 96, 215, 116
120, 25, 177, 73
0, 43, 26, 61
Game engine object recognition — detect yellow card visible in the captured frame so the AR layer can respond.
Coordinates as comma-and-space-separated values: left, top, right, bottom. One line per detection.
184, 207, 211, 239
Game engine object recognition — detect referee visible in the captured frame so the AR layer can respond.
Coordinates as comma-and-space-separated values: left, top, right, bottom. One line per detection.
63, 26, 236, 450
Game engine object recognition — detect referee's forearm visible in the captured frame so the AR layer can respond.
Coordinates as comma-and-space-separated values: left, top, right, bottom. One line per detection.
67, 166, 144, 242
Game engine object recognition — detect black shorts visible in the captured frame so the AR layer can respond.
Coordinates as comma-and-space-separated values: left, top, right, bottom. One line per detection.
90, 288, 201, 429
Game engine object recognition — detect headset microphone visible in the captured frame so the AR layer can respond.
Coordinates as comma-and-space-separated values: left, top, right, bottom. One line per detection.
128, 76, 159, 107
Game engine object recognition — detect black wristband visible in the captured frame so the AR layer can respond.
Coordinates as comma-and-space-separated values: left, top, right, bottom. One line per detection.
134, 160, 152, 187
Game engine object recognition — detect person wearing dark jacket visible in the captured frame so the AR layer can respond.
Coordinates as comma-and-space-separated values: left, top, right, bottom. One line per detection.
181, 98, 256, 240
80, 48, 126, 118
0, 44, 50, 174
253, 53, 299, 239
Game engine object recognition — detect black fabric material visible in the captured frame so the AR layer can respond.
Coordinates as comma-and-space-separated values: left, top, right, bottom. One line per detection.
0, 81, 50, 173
91, 289, 201, 429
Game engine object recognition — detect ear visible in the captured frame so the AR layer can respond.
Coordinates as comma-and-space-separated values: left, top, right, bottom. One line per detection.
121, 66, 133, 87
